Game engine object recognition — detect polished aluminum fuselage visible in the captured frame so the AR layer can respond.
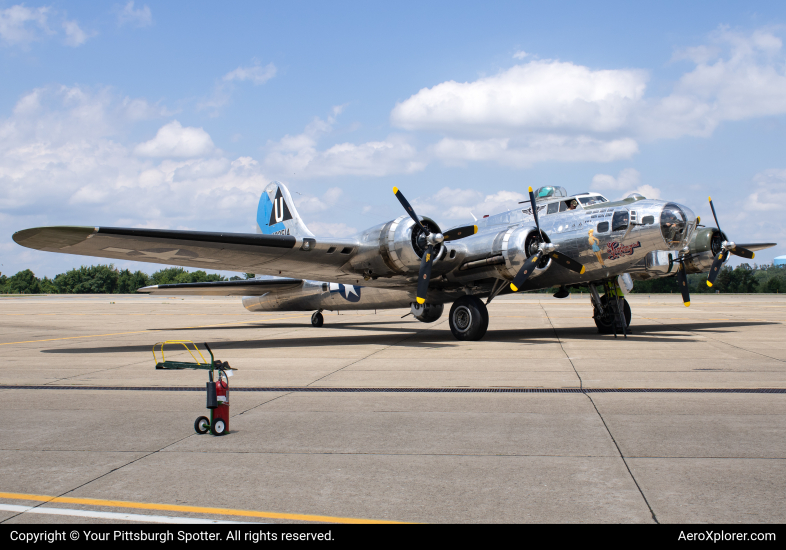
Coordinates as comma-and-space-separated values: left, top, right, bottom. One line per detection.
243, 197, 698, 313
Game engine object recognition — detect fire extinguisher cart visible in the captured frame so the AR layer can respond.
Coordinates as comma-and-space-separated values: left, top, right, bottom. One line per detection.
153, 341, 235, 436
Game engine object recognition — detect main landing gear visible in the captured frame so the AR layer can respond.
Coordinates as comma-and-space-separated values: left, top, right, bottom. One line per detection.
311, 310, 324, 327
448, 296, 489, 341
590, 280, 632, 337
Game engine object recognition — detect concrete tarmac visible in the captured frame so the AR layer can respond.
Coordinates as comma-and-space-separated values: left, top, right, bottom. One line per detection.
0, 293, 784, 523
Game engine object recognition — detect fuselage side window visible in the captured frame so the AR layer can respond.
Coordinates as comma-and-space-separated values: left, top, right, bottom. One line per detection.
611, 210, 629, 232
559, 201, 568, 212
597, 221, 610, 233
547, 202, 559, 214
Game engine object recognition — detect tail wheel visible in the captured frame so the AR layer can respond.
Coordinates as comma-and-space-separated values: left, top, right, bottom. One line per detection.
593, 296, 631, 334
194, 416, 209, 435
449, 296, 489, 341
311, 311, 324, 327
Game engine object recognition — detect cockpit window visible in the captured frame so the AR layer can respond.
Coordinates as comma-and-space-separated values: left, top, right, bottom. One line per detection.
578, 195, 607, 206
660, 203, 687, 247
547, 202, 559, 214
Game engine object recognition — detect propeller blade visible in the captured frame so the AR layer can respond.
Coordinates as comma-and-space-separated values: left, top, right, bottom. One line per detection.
708, 196, 722, 235
548, 251, 586, 275
415, 244, 435, 304
706, 250, 729, 287
528, 186, 542, 237
443, 225, 478, 241
393, 187, 428, 234
676, 263, 690, 307
509, 251, 542, 292
728, 245, 755, 260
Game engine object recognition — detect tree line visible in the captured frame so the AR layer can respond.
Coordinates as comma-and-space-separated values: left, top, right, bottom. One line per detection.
630, 263, 785, 294
0, 265, 254, 294
1, 262, 783, 295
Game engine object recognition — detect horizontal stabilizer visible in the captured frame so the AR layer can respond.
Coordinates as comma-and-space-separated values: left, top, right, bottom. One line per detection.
137, 278, 302, 296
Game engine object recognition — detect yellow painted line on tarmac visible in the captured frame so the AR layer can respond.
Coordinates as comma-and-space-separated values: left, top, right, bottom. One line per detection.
0, 314, 311, 347
0, 491, 405, 524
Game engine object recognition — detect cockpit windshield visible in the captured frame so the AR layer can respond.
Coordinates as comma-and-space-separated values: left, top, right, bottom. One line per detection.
578, 195, 607, 206
660, 203, 687, 247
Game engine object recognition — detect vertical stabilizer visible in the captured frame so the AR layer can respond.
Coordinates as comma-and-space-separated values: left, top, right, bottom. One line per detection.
256, 181, 314, 237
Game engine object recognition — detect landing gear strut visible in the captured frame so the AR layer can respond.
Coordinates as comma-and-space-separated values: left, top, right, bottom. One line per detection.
449, 296, 489, 341
590, 281, 631, 337
311, 310, 324, 327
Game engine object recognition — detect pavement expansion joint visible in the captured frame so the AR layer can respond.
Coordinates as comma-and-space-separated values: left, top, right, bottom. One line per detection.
3, 386, 784, 393
541, 303, 660, 524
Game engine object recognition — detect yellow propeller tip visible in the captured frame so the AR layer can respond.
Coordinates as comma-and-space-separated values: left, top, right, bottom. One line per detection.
473, 225, 478, 234
685, 302, 690, 307
580, 266, 586, 274
416, 297, 425, 304
708, 196, 712, 201
528, 186, 533, 192
751, 253, 755, 259
510, 284, 518, 292
697, 216, 701, 223
393, 186, 399, 194
707, 281, 713, 287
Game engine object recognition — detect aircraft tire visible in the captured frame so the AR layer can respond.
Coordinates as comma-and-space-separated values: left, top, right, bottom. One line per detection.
449, 296, 489, 341
593, 296, 631, 334
311, 311, 324, 327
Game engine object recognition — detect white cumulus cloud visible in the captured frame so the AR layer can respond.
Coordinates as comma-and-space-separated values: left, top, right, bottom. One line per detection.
591, 168, 660, 199
62, 19, 87, 47
591, 168, 641, 190
134, 121, 215, 158
412, 187, 527, 221
223, 62, 277, 85
0, 4, 50, 46
433, 136, 638, 168
391, 60, 647, 135
0, 4, 92, 47
638, 27, 786, 139
263, 110, 425, 179
118, 1, 152, 27
293, 187, 343, 214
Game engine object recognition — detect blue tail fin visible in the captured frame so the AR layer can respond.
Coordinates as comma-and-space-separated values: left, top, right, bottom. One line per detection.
256, 181, 314, 237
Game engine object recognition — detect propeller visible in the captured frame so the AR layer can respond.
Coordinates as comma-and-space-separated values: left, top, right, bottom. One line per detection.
706, 197, 755, 287
675, 262, 690, 307
393, 187, 478, 304
509, 187, 586, 292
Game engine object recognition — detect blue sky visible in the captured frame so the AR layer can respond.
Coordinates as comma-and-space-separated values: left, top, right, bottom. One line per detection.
2, 1, 786, 277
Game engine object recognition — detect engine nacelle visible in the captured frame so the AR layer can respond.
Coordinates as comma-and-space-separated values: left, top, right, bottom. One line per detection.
350, 215, 446, 278
491, 225, 552, 281
683, 228, 726, 274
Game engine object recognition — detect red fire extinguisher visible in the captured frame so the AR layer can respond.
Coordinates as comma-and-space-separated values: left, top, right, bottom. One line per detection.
211, 369, 230, 435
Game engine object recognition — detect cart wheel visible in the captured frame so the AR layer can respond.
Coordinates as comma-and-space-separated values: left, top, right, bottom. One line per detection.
194, 416, 209, 434
211, 418, 226, 436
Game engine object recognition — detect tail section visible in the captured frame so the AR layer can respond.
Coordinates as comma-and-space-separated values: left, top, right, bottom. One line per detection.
256, 181, 314, 237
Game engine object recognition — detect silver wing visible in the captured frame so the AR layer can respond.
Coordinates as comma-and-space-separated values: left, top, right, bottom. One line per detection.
12, 226, 363, 283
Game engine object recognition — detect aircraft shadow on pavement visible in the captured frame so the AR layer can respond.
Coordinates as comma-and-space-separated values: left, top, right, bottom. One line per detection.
40, 320, 774, 355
